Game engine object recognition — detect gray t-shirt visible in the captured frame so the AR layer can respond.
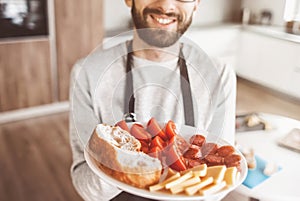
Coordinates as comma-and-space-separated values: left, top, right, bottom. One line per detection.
69, 40, 236, 201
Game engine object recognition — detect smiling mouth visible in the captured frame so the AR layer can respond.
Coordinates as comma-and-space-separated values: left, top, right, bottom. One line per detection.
151, 15, 176, 25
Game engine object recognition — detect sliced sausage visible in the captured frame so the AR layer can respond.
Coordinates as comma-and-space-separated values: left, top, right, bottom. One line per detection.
201, 142, 218, 156
205, 154, 224, 166
183, 145, 202, 159
216, 145, 235, 157
185, 158, 206, 169
224, 154, 241, 167
190, 134, 206, 147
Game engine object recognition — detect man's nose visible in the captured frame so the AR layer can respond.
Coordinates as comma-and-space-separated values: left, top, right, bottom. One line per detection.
153, 0, 177, 14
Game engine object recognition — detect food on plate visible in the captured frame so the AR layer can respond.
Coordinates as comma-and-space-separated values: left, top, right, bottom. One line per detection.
147, 117, 168, 140
224, 167, 238, 186
87, 124, 162, 188
130, 123, 152, 142
216, 145, 235, 157
149, 172, 181, 191
185, 177, 214, 195
118, 119, 241, 172
150, 164, 240, 196
200, 181, 227, 196
115, 120, 130, 132
117, 119, 190, 172
88, 117, 244, 195
202, 165, 226, 184
190, 134, 206, 146
165, 171, 194, 189
181, 164, 207, 177
170, 176, 201, 194
224, 154, 242, 168
184, 139, 242, 171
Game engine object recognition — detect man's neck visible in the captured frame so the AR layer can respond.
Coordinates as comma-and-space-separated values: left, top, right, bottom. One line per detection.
132, 31, 180, 62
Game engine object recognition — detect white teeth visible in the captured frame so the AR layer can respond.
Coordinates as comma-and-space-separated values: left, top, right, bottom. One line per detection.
155, 17, 172, 25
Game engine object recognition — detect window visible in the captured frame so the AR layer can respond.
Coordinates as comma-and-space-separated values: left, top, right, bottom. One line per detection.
284, 0, 300, 21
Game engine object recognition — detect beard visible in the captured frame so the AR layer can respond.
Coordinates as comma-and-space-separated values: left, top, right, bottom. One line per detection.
131, 1, 193, 48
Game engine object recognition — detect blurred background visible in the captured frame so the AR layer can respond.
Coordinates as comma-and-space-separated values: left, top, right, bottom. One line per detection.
0, 0, 300, 201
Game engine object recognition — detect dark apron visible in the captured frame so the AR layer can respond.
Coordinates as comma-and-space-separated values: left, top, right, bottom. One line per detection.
111, 41, 195, 201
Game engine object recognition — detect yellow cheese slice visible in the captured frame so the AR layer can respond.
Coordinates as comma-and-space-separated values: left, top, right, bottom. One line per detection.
224, 166, 237, 186
203, 165, 226, 184
200, 181, 227, 196
149, 172, 180, 191
170, 176, 201, 194
185, 177, 214, 196
165, 171, 193, 189
181, 164, 207, 177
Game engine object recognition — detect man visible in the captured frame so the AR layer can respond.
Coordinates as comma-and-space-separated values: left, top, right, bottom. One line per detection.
69, 0, 236, 200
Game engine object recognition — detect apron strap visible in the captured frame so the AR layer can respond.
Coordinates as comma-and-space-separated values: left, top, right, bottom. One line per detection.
178, 45, 195, 126
124, 41, 195, 126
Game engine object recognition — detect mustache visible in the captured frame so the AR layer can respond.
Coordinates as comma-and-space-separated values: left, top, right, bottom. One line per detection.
143, 7, 182, 21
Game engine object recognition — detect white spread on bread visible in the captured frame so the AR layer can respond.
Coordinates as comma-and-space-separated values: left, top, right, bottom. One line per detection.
96, 124, 141, 151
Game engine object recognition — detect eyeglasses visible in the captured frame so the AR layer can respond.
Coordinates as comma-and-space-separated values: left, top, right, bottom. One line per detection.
176, 0, 196, 2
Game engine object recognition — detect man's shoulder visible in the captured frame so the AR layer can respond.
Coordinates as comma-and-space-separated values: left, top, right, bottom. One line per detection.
74, 41, 128, 71
182, 42, 215, 70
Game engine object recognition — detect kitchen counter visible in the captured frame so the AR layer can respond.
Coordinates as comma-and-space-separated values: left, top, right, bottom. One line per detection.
242, 24, 300, 44
188, 23, 300, 44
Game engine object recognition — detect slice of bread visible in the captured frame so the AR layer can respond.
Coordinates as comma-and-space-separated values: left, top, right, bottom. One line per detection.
87, 124, 162, 189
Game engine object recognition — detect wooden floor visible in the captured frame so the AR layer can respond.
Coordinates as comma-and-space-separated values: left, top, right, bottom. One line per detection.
0, 112, 83, 201
0, 78, 299, 201
236, 78, 300, 121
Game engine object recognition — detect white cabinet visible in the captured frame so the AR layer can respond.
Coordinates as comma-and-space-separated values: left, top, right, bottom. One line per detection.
185, 26, 240, 71
286, 45, 300, 99
236, 31, 300, 99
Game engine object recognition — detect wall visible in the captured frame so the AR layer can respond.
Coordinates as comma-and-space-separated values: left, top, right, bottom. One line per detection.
104, 0, 242, 33
193, 0, 241, 26
104, 0, 131, 32
241, 0, 286, 26
54, 0, 103, 101
0, 0, 104, 112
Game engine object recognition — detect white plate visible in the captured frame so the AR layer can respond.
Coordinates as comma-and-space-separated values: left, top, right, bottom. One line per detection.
84, 123, 248, 201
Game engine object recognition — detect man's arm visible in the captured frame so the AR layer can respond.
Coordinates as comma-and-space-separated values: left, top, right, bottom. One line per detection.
69, 62, 122, 201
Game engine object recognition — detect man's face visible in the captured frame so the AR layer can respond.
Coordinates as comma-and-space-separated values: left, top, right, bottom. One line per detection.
130, 0, 197, 47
